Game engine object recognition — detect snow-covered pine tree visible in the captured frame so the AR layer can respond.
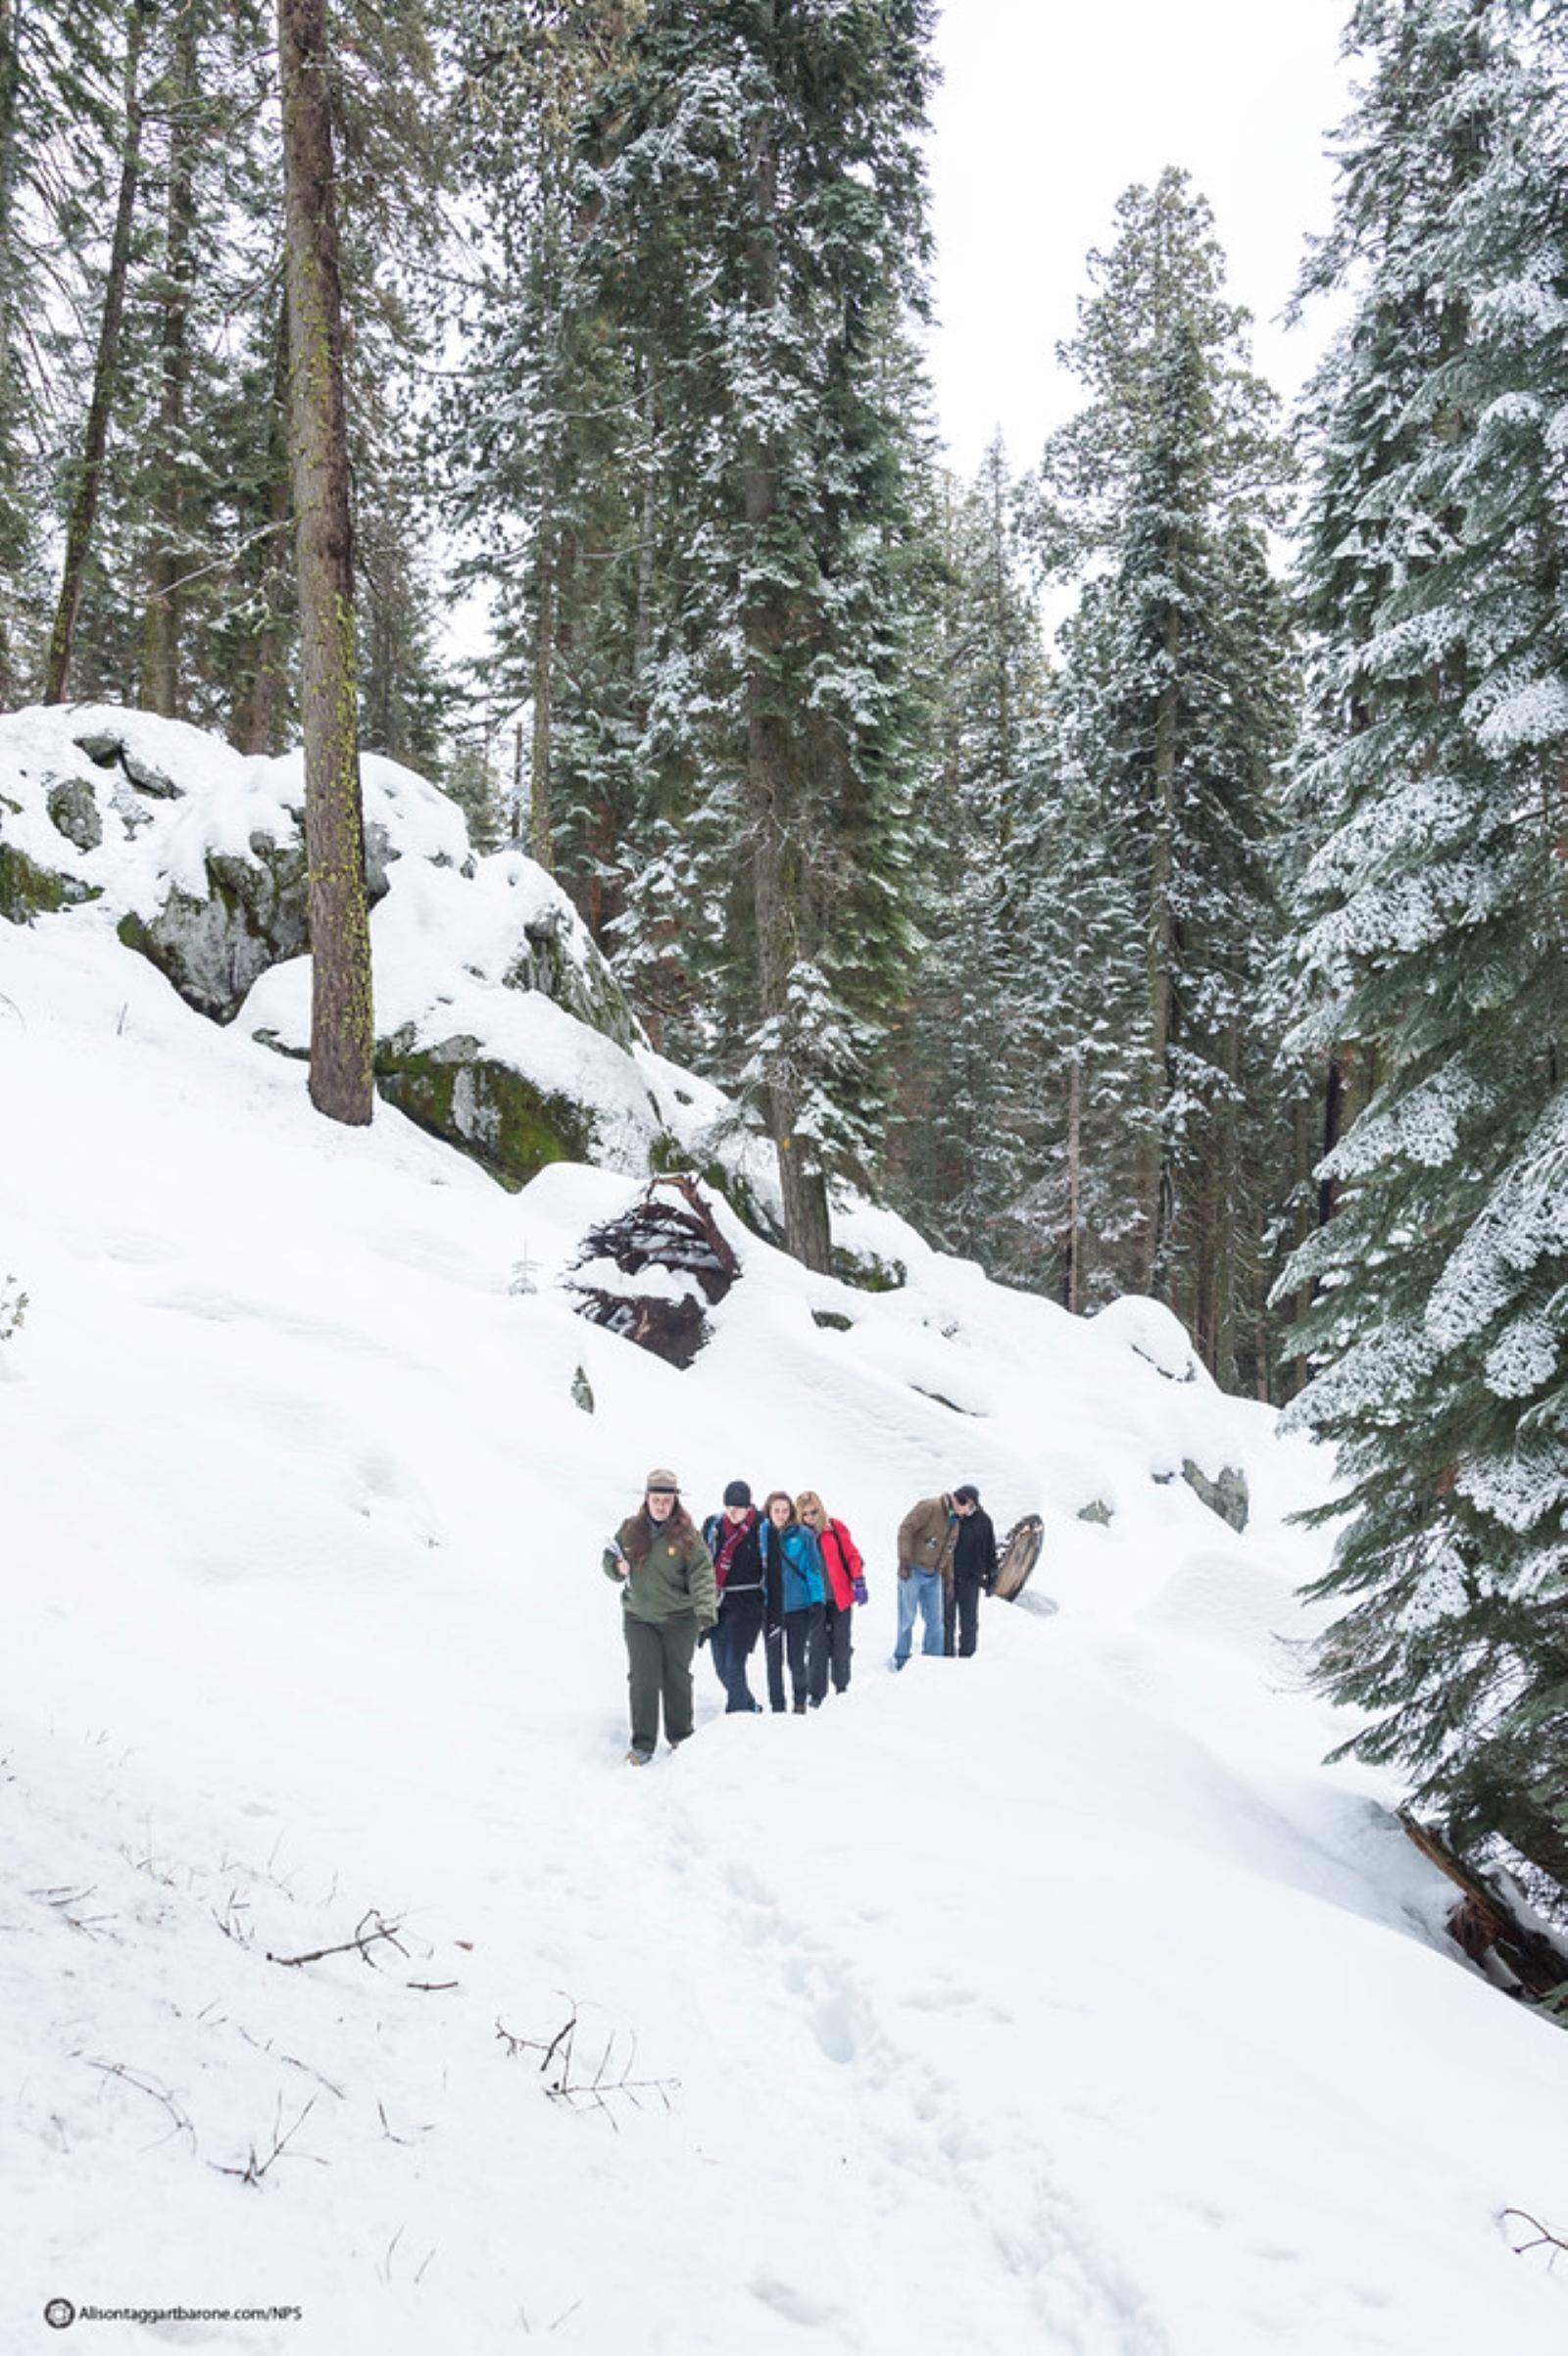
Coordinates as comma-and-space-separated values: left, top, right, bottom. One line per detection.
446, 2, 651, 899
1013, 581, 1159, 1314
1036, 172, 1296, 1379
561, 0, 939, 1270
41, 0, 152, 705
1279, 0, 1568, 1897
891, 435, 1050, 1265
0, 0, 119, 698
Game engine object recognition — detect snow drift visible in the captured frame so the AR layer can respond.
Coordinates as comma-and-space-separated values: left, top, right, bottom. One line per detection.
2, 711, 1567, 2356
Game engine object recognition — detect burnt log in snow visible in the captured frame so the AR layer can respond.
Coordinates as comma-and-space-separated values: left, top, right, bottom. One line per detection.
567, 1176, 740, 1369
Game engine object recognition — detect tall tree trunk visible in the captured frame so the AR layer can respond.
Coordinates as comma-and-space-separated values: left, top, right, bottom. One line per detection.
1137, 614, 1179, 1291
741, 17, 830, 1274
0, 0, 19, 333
230, 289, 294, 755
277, 0, 373, 1125
0, 0, 24, 700
1204, 1018, 1239, 1386
1062, 1049, 1083, 1312
142, 0, 200, 715
43, 0, 151, 706
1317, 1053, 1345, 1228
529, 517, 556, 871
633, 370, 657, 672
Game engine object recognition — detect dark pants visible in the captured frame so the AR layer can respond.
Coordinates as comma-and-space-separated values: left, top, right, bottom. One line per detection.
944, 1577, 982, 1658
765, 1605, 827, 1708
825, 1600, 854, 1693
710, 1592, 764, 1712
624, 1611, 700, 1753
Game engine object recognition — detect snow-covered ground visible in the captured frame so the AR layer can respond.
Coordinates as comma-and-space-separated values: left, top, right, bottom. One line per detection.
4, 747, 1568, 2356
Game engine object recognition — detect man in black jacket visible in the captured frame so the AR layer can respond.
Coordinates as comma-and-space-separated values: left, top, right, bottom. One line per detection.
944, 1483, 996, 1658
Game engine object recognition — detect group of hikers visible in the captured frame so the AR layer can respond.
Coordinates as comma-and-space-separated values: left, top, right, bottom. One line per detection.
602, 1468, 1000, 1766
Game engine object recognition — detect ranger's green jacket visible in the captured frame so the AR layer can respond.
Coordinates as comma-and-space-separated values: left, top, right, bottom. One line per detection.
604, 1515, 717, 1628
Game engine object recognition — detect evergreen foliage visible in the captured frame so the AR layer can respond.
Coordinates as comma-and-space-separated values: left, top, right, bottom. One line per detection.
1030, 172, 1298, 1382
0, 0, 119, 697
1279, 0, 1568, 1895
544, 0, 942, 1265
889, 435, 1051, 1269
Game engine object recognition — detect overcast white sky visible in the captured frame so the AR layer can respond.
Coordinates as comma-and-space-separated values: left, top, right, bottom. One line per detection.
923, 0, 1355, 479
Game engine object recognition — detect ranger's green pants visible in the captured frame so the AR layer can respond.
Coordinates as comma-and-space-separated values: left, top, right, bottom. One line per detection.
624, 1611, 700, 1754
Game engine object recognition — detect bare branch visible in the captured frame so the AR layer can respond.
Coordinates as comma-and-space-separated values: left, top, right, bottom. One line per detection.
267, 1909, 407, 1970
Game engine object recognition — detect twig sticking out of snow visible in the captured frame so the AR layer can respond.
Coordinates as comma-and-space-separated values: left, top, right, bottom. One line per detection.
1503, 2208, 1568, 2268
30, 1882, 116, 1937
267, 1908, 408, 1970
85, 2058, 195, 2153
495, 2007, 679, 2127
211, 2093, 324, 2186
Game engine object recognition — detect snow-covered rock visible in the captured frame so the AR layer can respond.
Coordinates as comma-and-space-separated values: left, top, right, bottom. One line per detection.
0, 707, 662, 1187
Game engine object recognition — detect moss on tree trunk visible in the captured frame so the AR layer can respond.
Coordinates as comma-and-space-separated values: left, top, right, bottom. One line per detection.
277, 0, 374, 1126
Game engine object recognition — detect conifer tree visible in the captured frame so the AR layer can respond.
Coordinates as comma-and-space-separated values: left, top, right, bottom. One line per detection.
42, 0, 152, 704
1036, 172, 1296, 1375
893, 436, 1049, 1265
561, 0, 939, 1268
1279, 0, 1568, 1895
444, 3, 649, 904
0, 0, 118, 697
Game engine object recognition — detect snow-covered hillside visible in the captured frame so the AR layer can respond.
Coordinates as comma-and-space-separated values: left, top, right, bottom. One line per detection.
3, 717, 1567, 2356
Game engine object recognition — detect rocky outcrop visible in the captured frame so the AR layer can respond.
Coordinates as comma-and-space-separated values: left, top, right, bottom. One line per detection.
0, 838, 98, 923
119, 834, 314, 1023
73, 723, 180, 799
1181, 1459, 1250, 1533
505, 900, 640, 1055
373, 1027, 594, 1192
45, 777, 104, 852
832, 1242, 906, 1293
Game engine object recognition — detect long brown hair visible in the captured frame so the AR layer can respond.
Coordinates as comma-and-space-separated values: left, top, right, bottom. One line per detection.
624, 1495, 694, 1566
761, 1489, 797, 1527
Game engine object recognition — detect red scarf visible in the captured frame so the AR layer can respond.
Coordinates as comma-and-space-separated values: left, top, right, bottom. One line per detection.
714, 1507, 758, 1590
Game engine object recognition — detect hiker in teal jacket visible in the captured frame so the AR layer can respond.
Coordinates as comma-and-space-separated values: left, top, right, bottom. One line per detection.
760, 1490, 828, 1712
603, 1467, 716, 1764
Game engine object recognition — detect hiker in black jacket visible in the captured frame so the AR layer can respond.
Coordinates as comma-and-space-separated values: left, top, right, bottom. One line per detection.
702, 1480, 767, 1713
944, 1483, 997, 1658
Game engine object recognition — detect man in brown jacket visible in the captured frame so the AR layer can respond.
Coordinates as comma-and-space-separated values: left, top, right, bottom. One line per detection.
892, 1491, 963, 1668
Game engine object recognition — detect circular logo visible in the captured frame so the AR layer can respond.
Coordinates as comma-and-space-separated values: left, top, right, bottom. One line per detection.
44, 2300, 76, 2330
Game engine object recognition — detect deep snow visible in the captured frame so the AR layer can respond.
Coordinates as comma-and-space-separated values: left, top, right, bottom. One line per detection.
3, 721, 1568, 2356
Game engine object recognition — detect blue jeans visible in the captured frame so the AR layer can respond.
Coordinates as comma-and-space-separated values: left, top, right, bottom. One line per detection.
894, 1567, 945, 1665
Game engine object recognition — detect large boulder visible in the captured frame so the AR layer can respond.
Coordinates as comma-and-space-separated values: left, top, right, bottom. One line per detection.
118, 836, 314, 1022
107, 739, 460, 1025
0, 833, 98, 923
374, 1026, 595, 1191
244, 853, 664, 1191
0, 706, 475, 1022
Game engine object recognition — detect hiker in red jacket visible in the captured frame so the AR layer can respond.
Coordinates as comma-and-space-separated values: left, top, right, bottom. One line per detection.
797, 1490, 866, 1697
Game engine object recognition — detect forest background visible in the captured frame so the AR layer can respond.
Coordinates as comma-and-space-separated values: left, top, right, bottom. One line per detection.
4, 0, 1568, 1905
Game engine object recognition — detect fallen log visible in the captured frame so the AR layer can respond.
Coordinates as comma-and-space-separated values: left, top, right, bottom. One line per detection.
1398, 1810, 1568, 2009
